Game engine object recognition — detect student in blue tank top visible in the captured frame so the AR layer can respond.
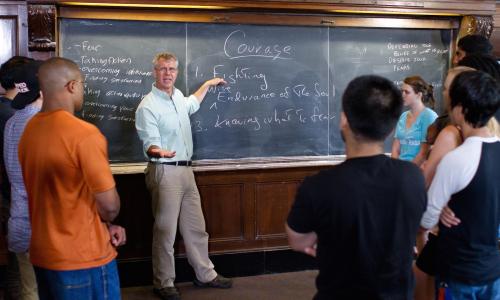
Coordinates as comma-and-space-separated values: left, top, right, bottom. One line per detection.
392, 76, 438, 166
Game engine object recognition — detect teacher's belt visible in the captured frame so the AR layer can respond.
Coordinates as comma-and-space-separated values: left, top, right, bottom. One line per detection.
150, 160, 192, 166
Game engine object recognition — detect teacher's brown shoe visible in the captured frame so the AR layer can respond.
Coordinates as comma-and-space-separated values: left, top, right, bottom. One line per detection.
193, 275, 233, 289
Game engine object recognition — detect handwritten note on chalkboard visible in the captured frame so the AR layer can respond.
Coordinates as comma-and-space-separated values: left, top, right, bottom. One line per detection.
59, 19, 451, 163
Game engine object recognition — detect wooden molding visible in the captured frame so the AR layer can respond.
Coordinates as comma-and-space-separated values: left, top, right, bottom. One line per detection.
28, 0, 496, 16
458, 15, 494, 39
28, 4, 56, 51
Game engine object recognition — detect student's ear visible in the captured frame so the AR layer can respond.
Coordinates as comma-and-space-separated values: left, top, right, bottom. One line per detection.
66, 80, 77, 93
340, 112, 348, 130
450, 104, 464, 125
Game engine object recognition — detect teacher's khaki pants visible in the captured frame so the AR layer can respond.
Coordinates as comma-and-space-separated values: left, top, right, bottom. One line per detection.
146, 163, 217, 289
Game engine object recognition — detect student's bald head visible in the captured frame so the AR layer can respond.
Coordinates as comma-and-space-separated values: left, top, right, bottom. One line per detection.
39, 57, 82, 97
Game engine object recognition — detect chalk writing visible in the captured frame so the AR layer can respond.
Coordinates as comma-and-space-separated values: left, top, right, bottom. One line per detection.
223, 30, 293, 60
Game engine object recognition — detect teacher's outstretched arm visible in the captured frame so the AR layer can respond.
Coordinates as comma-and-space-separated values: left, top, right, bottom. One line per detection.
193, 77, 227, 103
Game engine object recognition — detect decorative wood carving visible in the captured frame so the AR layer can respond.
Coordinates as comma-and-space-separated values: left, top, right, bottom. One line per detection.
28, 4, 56, 51
458, 15, 494, 41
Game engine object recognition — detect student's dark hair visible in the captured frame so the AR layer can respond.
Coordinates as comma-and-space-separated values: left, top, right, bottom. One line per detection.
403, 75, 435, 109
0, 56, 34, 89
457, 34, 493, 56
450, 70, 500, 128
458, 53, 500, 82
342, 75, 403, 141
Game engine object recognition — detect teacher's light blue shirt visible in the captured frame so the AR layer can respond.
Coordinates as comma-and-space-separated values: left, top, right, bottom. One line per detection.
135, 84, 200, 162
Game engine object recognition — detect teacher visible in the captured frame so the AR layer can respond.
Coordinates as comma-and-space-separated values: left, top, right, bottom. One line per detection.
135, 52, 231, 300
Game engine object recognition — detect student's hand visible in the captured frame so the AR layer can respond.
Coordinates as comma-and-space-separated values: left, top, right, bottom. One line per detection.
108, 224, 127, 247
304, 244, 317, 258
440, 205, 461, 228
150, 148, 176, 158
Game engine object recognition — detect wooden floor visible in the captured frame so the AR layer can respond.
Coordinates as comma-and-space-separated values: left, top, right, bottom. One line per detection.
121, 270, 318, 300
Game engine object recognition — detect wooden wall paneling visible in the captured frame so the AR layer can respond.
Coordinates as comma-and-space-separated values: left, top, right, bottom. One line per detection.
254, 181, 300, 240
113, 173, 154, 260
198, 183, 245, 241
0, 1, 28, 64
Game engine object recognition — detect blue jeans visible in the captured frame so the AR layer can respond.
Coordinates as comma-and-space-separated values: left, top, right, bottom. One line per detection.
34, 259, 120, 300
447, 277, 500, 300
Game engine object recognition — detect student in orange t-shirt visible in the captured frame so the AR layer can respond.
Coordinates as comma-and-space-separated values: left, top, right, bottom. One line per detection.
18, 57, 126, 300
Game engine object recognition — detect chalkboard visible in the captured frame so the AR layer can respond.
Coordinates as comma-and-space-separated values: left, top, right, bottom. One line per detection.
59, 18, 451, 163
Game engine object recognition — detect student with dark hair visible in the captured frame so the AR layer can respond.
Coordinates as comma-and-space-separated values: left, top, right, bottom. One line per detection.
458, 53, 500, 81
4, 61, 42, 300
287, 75, 427, 299
420, 71, 500, 299
392, 76, 438, 166
0, 55, 33, 299
458, 53, 500, 123
424, 56, 500, 187
453, 34, 493, 65
0, 56, 33, 211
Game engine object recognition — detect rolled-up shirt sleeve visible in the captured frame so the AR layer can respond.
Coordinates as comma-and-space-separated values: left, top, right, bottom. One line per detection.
186, 95, 200, 116
135, 105, 161, 157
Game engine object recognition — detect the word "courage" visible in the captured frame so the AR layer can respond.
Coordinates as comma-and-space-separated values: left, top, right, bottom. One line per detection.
224, 30, 293, 60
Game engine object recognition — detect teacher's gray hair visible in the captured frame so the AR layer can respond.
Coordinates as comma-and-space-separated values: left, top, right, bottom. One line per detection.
153, 52, 178, 68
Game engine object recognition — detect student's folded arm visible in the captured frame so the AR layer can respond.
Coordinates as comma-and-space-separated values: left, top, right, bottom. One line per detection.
285, 223, 317, 257
413, 142, 430, 166
95, 188, 120, 222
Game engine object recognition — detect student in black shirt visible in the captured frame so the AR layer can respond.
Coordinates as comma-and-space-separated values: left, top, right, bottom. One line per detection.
286, 75, 427, 300
0, 56, 33, 210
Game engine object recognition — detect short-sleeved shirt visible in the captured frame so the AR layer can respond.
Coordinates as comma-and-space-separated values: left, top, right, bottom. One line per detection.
135, 84, 200, 162
287, 155, 427, 299
421, 137, 500, 284
19, 109, 116, 270
395, 107, 437, 161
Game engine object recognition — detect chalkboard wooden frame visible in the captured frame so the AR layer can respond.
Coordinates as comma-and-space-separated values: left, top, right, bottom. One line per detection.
58, 7, 459, 173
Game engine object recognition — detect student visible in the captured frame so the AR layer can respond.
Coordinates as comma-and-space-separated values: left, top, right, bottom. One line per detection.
452, 34, 493, 65
420, 71, 500, 299
391, 76, 438, 166
4, 61, 42, 300
286, 75, 427, 299
18, 57, 126, 300
459, 53, 500, 123
135, 52, 231, 300
423, 55, 500, 188
421, 67, 474, 188
0, 56, 33, 219
0, 55, 33, 299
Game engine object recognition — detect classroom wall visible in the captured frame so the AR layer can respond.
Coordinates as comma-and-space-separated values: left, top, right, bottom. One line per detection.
1, 0, 497, 284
